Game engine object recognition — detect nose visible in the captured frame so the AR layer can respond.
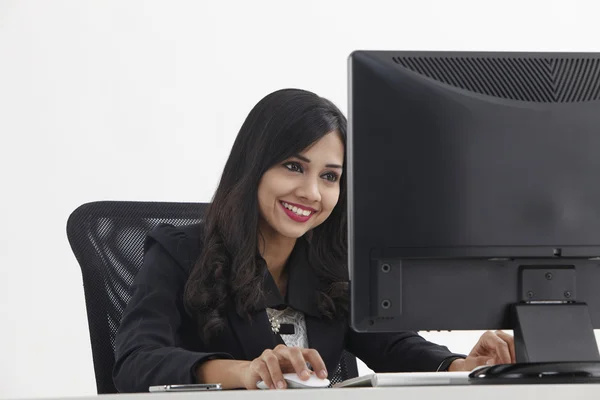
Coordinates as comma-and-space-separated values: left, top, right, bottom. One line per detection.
296, 176, 321, 203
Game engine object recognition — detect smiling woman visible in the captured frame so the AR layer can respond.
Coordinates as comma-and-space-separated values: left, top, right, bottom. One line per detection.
112, 89, 511, 393
185, 89, 351, 338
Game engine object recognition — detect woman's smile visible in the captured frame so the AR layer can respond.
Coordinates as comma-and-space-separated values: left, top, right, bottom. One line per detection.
279, 200, 317, 223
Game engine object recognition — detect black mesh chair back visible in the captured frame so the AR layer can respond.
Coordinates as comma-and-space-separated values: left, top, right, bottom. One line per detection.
67, 201, 357, 393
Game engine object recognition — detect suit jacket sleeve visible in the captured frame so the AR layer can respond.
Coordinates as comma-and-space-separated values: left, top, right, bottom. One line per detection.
345, 329, 464, 372
112, 224, 233, 393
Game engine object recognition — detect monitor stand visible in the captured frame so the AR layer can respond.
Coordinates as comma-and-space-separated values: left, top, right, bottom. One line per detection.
470, 266, 600, 384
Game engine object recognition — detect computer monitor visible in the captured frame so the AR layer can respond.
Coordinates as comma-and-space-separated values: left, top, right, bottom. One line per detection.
347, 51, 600, 367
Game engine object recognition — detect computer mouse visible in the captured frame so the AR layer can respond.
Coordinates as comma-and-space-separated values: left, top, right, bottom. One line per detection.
256, 372, 330, 389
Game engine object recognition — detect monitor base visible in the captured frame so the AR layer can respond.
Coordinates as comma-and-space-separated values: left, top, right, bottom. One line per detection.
469, 362, 600, 384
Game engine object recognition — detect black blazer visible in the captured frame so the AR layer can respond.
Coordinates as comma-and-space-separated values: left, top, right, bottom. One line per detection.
113, 224, 462, 392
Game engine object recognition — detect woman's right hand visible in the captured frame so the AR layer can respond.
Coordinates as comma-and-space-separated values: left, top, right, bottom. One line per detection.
240, 344, 328, 390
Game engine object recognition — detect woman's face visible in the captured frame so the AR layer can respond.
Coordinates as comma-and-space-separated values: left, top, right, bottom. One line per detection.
258, 131, 344, 240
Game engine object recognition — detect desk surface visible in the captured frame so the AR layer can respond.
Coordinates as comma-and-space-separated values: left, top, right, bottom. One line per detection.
20, 384, 600, 400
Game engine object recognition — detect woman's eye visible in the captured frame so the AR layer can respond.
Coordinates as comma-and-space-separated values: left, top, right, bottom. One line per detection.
284, 162, 303, 173
322, 172, 338, 182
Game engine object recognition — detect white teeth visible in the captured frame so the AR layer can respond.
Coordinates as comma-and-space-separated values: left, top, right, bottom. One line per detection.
281, 201, 312, 217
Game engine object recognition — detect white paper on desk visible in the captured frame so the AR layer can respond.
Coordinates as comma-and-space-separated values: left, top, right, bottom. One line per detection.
334, 371, 470, 388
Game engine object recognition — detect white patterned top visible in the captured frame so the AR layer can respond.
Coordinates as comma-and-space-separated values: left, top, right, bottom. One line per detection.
266, 307, 308, 349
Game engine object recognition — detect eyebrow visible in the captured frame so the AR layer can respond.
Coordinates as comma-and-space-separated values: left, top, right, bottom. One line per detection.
293, 154, 343, 169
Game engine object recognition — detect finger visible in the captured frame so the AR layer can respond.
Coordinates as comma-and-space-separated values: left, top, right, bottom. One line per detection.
302, 348, 328, 379
253, 360, 274, 390
284, 347, 311, 380
495, 330, 516, 363
487, 332, 511, 364
262, 350, 286, 389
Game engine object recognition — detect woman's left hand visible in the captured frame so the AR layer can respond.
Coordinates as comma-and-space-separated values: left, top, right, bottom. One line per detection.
448, 330, 516, 371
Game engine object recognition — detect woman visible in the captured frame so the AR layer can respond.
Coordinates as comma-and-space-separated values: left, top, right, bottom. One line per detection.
113, 88, 515, 392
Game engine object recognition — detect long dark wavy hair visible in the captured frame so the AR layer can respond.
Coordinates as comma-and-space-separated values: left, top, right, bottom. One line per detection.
184, 89, 349, 341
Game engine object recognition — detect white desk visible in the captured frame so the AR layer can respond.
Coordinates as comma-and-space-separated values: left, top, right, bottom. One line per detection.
18, 384, 600, 400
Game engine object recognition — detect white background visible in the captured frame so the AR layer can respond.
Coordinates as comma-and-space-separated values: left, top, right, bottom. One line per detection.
2, 0, 600, 398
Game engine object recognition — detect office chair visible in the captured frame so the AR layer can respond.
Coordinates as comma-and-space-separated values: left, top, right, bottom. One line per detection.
67, 201, 358, 393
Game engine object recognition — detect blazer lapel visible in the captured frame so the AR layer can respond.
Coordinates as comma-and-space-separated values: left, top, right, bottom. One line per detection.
226, 304, 279, 361
305, 315, 347, 374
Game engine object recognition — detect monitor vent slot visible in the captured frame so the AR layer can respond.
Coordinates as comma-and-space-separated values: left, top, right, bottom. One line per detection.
392, 56, 600, 103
